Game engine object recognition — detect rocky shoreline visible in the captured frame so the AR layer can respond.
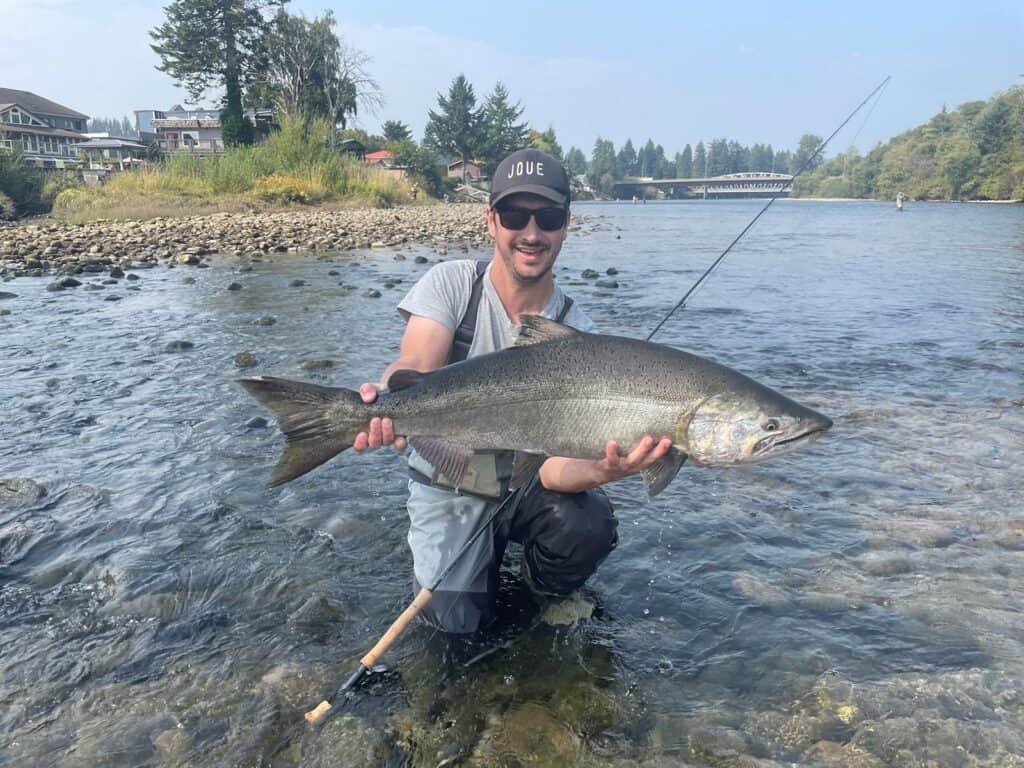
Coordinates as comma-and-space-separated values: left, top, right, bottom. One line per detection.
0, 205, 491, 278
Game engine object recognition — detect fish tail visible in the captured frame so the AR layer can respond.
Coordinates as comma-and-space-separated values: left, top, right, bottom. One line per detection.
238, 377, 366, 487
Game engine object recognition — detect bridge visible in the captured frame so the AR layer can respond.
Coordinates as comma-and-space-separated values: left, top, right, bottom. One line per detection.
612, 172, 793, 199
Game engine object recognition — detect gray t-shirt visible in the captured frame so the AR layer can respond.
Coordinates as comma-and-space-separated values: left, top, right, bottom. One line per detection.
396, 259, 595, 594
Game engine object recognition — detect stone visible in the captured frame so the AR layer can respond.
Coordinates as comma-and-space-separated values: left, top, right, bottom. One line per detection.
126, 273, 140, 281
606, 267, 619, 275
164, 340, 194, 352
246, 417, 268, 429
299, 359, 334, 371
0, 291, 17, 299
255, 316, 277, 326
84, 284, 104, 291
175, 253, 200, 265
103, 295, 122, 302
109, 267, 125, 278
182, 277, 196, 285
226, 282, 242, 291
362, 289, 382, 298
414, 255, 429, 264
290, 279, 306, 287
234, 352, 258, 368
45, 282, 65, 291
0, 478, 48, 511
581, 269, 599, 278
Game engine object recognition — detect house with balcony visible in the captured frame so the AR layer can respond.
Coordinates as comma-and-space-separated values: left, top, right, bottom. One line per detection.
0, 88, 88, 168
135, 106, 274, 155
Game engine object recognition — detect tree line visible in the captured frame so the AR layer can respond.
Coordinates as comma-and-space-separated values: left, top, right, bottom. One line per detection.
793, 86, 1024, 200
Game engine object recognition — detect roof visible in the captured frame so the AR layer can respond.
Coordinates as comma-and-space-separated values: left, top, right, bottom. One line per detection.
447, 159, 481, 169
365, 150, 392, 160
0, 124, 85, 138
72, 138, 147, 149
0, 88, 88, 120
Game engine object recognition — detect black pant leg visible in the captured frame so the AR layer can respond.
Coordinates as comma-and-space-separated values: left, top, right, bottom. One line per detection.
506, 481, 618, 595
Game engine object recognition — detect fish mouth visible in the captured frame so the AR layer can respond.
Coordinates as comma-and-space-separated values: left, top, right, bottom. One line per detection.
753, 422, 831, 459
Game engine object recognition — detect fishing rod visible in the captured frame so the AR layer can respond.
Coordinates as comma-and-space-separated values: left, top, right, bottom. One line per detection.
291, 74, 892, 741
301, 483, 526, 727
645, 74, 891, 342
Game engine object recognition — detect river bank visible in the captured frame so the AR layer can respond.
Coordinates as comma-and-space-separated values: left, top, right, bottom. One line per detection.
0, 205, 491, 277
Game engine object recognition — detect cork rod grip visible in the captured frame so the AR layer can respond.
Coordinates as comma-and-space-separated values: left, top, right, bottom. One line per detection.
360, 587, 433, 669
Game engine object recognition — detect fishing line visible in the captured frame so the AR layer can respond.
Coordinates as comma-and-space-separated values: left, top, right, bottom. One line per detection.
645, 75, 892, 343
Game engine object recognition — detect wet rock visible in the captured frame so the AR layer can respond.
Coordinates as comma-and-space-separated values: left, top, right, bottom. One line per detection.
414, 255, 429, 264
362, 289, 382, 298
606, 267, 619, 275
290, 279, 306, 287
45, 281, 66, 291
108, 267, 125, 278
164, 340, 194, 352
245, 417, 268, 429
299, 359, 334, 371
125, 273, 140, 281
255, 316, 277, 326
595, 279, 618, 289
151, 726, 189, 759
234, 351, 258, 368
126, 285, 141, 292
103, 295, 122, 301
0, 291, 16, 299
84, 283, 104, 291
394, 253, 406, 261
0, 478, 47, 511
327, 270, 340, 276
175, 253, 200, 265
226, 282, 242, 291
288, 594, 347, 637
0, 308, 10, 315
581, 269, 599, 278
383, 281, 396, 289
182, 276, 196, 284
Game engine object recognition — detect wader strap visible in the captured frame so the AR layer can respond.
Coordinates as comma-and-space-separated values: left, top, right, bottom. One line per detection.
448, 262, 574, 365
447, 260, 489, 365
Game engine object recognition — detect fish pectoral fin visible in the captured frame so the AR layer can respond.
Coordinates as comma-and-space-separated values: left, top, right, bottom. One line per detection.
642, 449, 688, 498
515, 315, 580, 347
511, 451, 548, 489
386, 369, 424, 391
409, 437, 475, 486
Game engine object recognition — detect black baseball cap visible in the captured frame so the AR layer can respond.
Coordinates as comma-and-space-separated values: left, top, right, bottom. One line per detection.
489, 148, 570, 208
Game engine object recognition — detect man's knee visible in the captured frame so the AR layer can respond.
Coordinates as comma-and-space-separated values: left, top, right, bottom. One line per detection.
414, 579, 496, 635
517, 487, 618, 594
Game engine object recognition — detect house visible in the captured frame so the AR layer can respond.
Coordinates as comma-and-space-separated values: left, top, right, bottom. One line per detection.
71, 136, 150, 168
0, 88, 88, 168
134, 106, 274, 155
338, 138, 365, 159
447, 159, 483, 180
363, 149, 393, 166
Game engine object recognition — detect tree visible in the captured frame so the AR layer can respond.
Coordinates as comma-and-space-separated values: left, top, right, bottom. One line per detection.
150, 0, 287, 146
250, 9, 379, 134
693, 141, 707, 177
424, 74, 483, 183
678, 144, 693, 177
478, 82, 529, 174
707, 138, 730, 176
382, 120, 412, 142
617, 139, 637, 177
529, 126, 563, 160
792, 133, 825, 173
589, 137, 616, 195
564, 146, 588, 177
388, 139, 444, 196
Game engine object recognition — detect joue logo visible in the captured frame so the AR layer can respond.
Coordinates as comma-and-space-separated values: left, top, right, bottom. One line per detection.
508, 161, 543, 179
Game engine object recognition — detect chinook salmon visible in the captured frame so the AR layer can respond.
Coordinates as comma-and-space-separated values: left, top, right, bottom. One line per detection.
240, 315, 832, 496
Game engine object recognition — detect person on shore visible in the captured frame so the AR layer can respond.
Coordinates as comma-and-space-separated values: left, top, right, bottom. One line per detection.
353, 148, 672, 636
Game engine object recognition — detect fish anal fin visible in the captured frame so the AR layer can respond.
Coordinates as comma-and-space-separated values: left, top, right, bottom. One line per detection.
515, 315, 580, 347
642, 449, 687, 498
511, 451, 547, 489
409, 437, 475, 486
387, 369, 424, 391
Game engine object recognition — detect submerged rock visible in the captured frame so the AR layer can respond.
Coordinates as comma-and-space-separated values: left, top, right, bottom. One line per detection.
0, 477, 47, 511
234, 352, 258, 368
299, 359, 334, 371
164, 340, 195, 352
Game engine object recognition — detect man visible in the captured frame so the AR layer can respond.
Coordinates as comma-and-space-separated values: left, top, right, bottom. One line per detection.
354, 148, 672, 635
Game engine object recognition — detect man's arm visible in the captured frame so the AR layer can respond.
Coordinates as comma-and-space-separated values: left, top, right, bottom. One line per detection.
539, 437, 674, 494
353, 315, 453, 452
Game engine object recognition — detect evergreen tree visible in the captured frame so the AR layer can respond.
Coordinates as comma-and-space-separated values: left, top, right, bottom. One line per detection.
424, 74, 483, 183
693, 141, 707, 177
150, 0, 287, 146
589, 137, 616, 195
678, 144, 693, 177
792, 134, 825, 173
382, 120, 412, 142
564, 146, 588, 177
529, 126, 563, 160
479, 82, 529, 174
616, 139, 637, 177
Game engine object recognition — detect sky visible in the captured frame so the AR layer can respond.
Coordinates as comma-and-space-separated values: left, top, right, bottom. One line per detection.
1, 0, 1021, 157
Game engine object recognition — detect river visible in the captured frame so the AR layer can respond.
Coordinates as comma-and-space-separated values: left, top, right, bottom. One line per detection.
2, 199, 1022, 767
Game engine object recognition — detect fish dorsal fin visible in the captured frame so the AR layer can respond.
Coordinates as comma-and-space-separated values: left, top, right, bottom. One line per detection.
387, 369, 424, 391
408, 437, 475, 486
515, 315, 579, 347
642, 449, 687, 498
511, 451, 547, 489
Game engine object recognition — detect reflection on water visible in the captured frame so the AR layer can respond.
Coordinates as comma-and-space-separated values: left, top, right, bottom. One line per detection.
2, 200, 1023, 766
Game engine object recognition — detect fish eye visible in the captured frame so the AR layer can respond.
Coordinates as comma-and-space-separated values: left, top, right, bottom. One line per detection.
763, 419, 780, 432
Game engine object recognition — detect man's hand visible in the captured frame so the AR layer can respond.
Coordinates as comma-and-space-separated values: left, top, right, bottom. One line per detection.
352, 383, 407, 453
538, 436, 674, 493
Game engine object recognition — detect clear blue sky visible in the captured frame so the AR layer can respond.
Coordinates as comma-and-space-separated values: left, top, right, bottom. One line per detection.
1, 0, 1020, 157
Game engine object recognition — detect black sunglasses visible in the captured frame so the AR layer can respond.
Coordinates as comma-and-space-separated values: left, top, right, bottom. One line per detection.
495, 205, 567, 232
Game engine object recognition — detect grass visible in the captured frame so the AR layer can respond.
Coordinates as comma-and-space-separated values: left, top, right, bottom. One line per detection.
52, 115, 413, 222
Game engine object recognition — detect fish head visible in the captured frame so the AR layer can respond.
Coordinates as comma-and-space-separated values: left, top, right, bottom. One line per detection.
683, 386, 832, 467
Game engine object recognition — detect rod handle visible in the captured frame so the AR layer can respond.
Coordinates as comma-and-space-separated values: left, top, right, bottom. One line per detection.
359, 587, 433, 669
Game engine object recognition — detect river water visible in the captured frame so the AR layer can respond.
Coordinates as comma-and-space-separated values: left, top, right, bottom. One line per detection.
1, 200, 1022, 767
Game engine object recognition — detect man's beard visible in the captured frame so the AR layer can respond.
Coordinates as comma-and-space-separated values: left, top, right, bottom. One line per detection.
502, 246, 555, 286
